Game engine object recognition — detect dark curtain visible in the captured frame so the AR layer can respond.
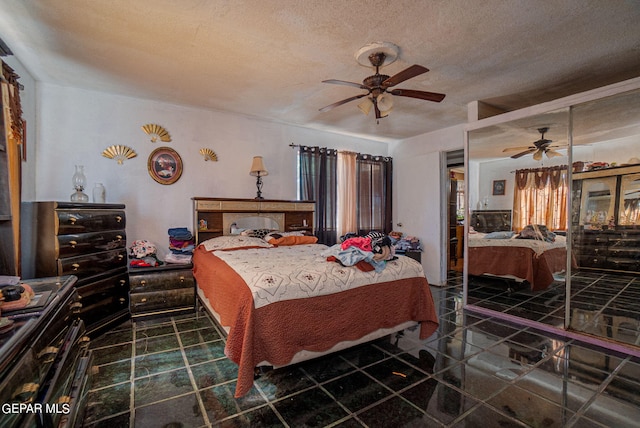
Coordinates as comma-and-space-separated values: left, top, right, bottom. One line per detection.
299, 146, 338, 245
356, 154, 393, 235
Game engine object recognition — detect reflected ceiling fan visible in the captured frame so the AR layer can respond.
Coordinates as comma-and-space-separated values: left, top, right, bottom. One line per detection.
502, 127, 565, 160
319, 43, 445, 121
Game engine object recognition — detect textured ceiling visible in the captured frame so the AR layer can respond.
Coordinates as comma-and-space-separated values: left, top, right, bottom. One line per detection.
1, 0, 639, 143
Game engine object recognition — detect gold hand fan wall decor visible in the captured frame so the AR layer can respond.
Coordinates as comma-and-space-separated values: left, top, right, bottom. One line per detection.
142, 123, 171, 143
319, 42, 446, 123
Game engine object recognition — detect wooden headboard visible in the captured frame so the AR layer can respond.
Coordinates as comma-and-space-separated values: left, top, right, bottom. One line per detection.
470, 210, 512, 233
192, 197, 315, 245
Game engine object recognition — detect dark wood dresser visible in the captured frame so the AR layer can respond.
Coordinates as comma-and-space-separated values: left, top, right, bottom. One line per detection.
0, 276, 92, 428
21, 202, 130, 335
572, 165, 640, 273
128, 263, 195, 318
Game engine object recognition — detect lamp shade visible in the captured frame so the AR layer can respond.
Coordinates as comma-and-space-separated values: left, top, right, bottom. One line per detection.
249, 156, 268, 176
357, 97, 373, 115
377, 93, 393, 113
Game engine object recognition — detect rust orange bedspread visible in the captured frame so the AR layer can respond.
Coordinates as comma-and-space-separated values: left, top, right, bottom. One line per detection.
192, 245, 439, 397
468, 246, 570, 291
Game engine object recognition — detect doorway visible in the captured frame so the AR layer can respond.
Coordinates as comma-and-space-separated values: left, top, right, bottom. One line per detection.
446, 150, 464, 273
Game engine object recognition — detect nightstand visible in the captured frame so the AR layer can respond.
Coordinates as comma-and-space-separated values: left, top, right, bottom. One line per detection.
400, 249, 422, 263
128, 263, 195, 318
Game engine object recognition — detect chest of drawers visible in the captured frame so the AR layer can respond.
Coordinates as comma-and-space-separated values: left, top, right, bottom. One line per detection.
129, 263, 195, 318
573, 229, 640, 272
21, 202, 129, 335
0, 276, 92, 428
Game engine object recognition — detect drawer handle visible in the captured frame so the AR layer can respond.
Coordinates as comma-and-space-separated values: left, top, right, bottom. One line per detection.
140, 298, 147, 303
13, 383, 39, 401
179, 276, 185, 283
71, 263, 80, 271
69, 240, 78, 248
120, 279, 126, 285
140, 279, 147, 286
69, 215, 78, 224
115, 215, 123, 223
117, 254, 124, 261
116, 235, 123, 241
119, 298, 126, 304
70, 302, 83, 313
37, 346, 59, 359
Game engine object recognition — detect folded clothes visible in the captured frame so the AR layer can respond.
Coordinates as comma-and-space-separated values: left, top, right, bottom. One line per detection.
168, 227, 193, 240
165, 253, 193, 264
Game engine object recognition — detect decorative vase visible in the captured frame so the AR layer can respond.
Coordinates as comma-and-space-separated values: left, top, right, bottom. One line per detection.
92, 183, 106, 203
70, 165, 89, 202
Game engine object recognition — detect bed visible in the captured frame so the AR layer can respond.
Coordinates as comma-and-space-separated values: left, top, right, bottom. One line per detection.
467, 230, 570, 291
192, 229, 439, 398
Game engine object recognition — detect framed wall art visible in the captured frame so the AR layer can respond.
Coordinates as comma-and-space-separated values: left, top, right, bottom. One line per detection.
492, 179, 506, 196
148, 147, 183, 185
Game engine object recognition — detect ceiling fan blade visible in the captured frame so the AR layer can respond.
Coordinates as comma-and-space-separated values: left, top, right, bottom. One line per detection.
510, 148, 536, 159
319, 94, 367, 112
322, 79, 369, 90
389, 89, 445, 102
545, 149, 564, 158
382, 65, 429, 87
503, 146, 535, 153
533, 150, 543, 161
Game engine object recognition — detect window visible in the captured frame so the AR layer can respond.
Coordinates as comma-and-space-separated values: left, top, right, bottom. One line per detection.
298, 146, 392, 244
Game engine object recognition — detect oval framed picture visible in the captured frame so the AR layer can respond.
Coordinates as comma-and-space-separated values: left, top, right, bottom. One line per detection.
148, 146, 183, 185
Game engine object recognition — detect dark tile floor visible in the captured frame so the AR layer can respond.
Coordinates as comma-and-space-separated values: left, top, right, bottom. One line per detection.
467, 270, 640, 347
82, 274, 640, 427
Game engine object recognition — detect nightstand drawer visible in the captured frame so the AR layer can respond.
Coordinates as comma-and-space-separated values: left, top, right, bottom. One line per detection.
130, 289, 194, 314
129, 268, 194, 293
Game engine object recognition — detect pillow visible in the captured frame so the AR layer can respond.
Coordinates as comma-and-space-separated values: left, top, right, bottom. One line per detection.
264, 231, 304, 242
240, 228, 275, 239
201, 236, 272, 251
269, 235, 318, 246
484, 231, 515, 239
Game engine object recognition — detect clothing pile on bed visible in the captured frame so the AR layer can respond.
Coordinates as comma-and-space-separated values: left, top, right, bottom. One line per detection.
166, 227, 195, 264
517, 224, 557, 242
129, 239, 162, 267
322, 231, 398, 273
389, 231, 422, 252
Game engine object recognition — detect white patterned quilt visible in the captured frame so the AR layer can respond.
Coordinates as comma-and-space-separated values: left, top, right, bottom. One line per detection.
212, 244, 425, 309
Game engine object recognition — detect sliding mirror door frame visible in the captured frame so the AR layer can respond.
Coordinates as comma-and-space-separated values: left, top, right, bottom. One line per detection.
462, 76, 640, 344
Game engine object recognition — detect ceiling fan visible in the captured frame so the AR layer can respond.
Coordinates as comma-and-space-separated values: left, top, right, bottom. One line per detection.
502, 127, 565, 161
318, 51, 446, 121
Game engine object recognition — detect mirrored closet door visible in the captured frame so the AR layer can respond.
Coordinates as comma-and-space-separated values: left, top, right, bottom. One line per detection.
464, 84, 640, 348
570, 87, 640, 346
465, 108, 570, 328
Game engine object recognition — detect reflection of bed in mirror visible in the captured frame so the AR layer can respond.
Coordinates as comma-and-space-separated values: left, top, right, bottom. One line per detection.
468, 231, 569, 291
192, 201, 439, 397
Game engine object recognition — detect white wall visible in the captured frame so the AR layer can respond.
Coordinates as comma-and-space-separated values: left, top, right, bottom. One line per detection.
390, 124, 465, 285
32, 83, 388, 260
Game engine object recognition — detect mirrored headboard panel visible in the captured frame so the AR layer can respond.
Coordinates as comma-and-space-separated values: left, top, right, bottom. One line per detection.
223, 213, 284, 234
192, 197, 315, 244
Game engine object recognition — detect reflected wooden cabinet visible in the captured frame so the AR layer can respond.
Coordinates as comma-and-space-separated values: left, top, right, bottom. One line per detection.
572, 165, 640, 273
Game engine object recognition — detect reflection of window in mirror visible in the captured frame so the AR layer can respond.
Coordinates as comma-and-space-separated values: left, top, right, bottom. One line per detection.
619, 174, 640, 225
456, 179, 465, 222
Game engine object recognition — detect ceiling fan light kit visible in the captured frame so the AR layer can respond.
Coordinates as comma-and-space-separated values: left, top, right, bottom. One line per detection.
320, 42, 446, 122
503, 127, 566, 160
